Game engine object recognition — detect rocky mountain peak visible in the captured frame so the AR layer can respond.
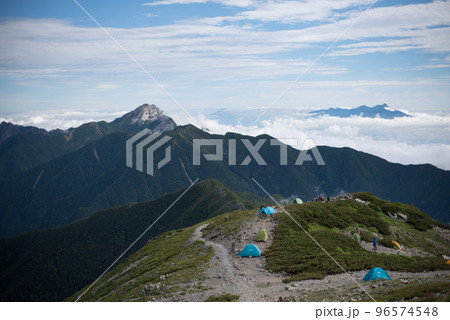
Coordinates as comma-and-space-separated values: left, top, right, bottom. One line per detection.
111, 103, 177, 133
128, 104, 164, 124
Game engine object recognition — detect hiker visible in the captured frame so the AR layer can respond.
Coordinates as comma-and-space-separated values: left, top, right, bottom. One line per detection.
373, 237, 377, 251
259, 205, 264, 216
319, 195, 323, 201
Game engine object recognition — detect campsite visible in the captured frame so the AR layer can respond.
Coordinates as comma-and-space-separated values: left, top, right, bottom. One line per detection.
69, 192, 450, 302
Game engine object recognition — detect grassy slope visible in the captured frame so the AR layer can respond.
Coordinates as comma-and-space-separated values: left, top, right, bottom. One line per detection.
68, 209, 253, 302
265, 194, 450, 283
72, 193, 449, 302
69, 225, 214, 302
0, 179, 265, 302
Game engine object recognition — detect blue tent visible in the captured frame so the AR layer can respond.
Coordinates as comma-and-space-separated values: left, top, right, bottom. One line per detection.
363, 267, 391, 281
259, 206, 276, 215
237, 244, 262, 257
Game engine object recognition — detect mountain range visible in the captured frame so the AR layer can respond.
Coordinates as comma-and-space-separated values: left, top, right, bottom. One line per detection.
207, 103, 411, 126
0, 104, 175, 179
308, 104, 411, 119
0, 104, 449, 238
0, 179, 264, 301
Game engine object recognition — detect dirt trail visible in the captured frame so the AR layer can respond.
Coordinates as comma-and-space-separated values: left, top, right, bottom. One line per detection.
187, 216, 280, 301
359, 241, 431, 257
174, 213, 450, 302
192, 224, 256, 300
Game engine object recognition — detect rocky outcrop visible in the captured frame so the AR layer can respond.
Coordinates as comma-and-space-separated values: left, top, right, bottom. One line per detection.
111, 103, 177, 134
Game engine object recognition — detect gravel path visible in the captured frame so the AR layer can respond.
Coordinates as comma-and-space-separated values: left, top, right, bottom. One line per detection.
191, 224, 257, 301
171, 215, 450, 302
359, 240, 431, 257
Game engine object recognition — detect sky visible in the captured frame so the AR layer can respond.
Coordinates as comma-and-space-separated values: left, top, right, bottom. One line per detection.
0, 0, 450, 169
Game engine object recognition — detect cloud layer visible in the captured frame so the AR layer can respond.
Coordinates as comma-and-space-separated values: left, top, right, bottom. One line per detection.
2, 105, 449, 170
171, 110, 450, 170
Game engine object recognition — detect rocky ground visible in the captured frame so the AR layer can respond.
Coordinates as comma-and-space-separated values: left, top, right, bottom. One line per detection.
157, 212, 449, 302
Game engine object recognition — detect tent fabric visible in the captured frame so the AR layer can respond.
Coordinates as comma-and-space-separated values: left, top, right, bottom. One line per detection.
363, 267, 391, 281
259, 206, 276, 215
446, 260, 450, 265
392, 241, 402, 250
288, 198, 303, 205
237, 244, 262, 257
352, 233, 361, 243
255, 229, 268, 242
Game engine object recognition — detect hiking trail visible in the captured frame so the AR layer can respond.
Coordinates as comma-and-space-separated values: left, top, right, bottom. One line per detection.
164, 211, 450, 302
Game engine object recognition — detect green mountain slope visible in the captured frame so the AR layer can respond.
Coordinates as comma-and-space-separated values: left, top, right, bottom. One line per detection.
1, 124, 449, 237
0, 104, 176, 180
69, 193, 449, 302
0, 121, 47, 144
0, 179, 263, 302
266, 193, 449, 282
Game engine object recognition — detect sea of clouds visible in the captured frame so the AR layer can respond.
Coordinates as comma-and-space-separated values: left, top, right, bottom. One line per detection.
1, 107, 449, 170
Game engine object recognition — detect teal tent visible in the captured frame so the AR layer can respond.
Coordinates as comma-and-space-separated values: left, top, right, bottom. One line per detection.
288, 198, 303, 205
237, 244, 262, 257
261, 206, 276, 215
363, 267, 391, 281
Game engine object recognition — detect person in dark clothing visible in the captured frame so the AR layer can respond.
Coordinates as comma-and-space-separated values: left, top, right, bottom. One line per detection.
373, 237, 377, 251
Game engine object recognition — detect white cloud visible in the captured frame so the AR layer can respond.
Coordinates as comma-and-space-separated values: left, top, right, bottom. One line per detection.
1, 109, 127, 131
97, 83, 120, 89
143, 0, 254, 7
227, 0, 374, 23
143, 0, 210, 6
170, 110, 450, 170
2, 1, 450, 78
3, 102, 450, 170
1, 1, 450, 119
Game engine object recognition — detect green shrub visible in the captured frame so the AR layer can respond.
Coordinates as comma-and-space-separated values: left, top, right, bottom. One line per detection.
352, 192, 385, 205
265, 211, 450, 282
380, 203, 435, 231
360, 230, 374, 242
379, 236, 397, 249
206, 294, 240, 302
369, 282, 450, 302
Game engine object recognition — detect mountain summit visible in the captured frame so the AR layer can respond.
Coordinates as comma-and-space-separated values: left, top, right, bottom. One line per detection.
308, 104, 411, 119
112, 103, 176, 133
128, 103, 166, 124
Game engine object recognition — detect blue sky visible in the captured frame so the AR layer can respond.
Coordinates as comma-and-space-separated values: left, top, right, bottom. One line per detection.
1, 0, 450, 169
1, 0, 449, 115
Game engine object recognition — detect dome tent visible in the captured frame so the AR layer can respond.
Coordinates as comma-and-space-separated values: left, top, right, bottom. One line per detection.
237, 244, 262, 257
255, 229, 268, 242
259, 206, 276, 215
363, 267, 391, 281
288, 198, 303, 205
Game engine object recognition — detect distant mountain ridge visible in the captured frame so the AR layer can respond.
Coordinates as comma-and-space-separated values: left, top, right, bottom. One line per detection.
1, 123, 449, 237
0, 122, 48, 144
0, 104, 176, 179
308, 104, 411, 119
